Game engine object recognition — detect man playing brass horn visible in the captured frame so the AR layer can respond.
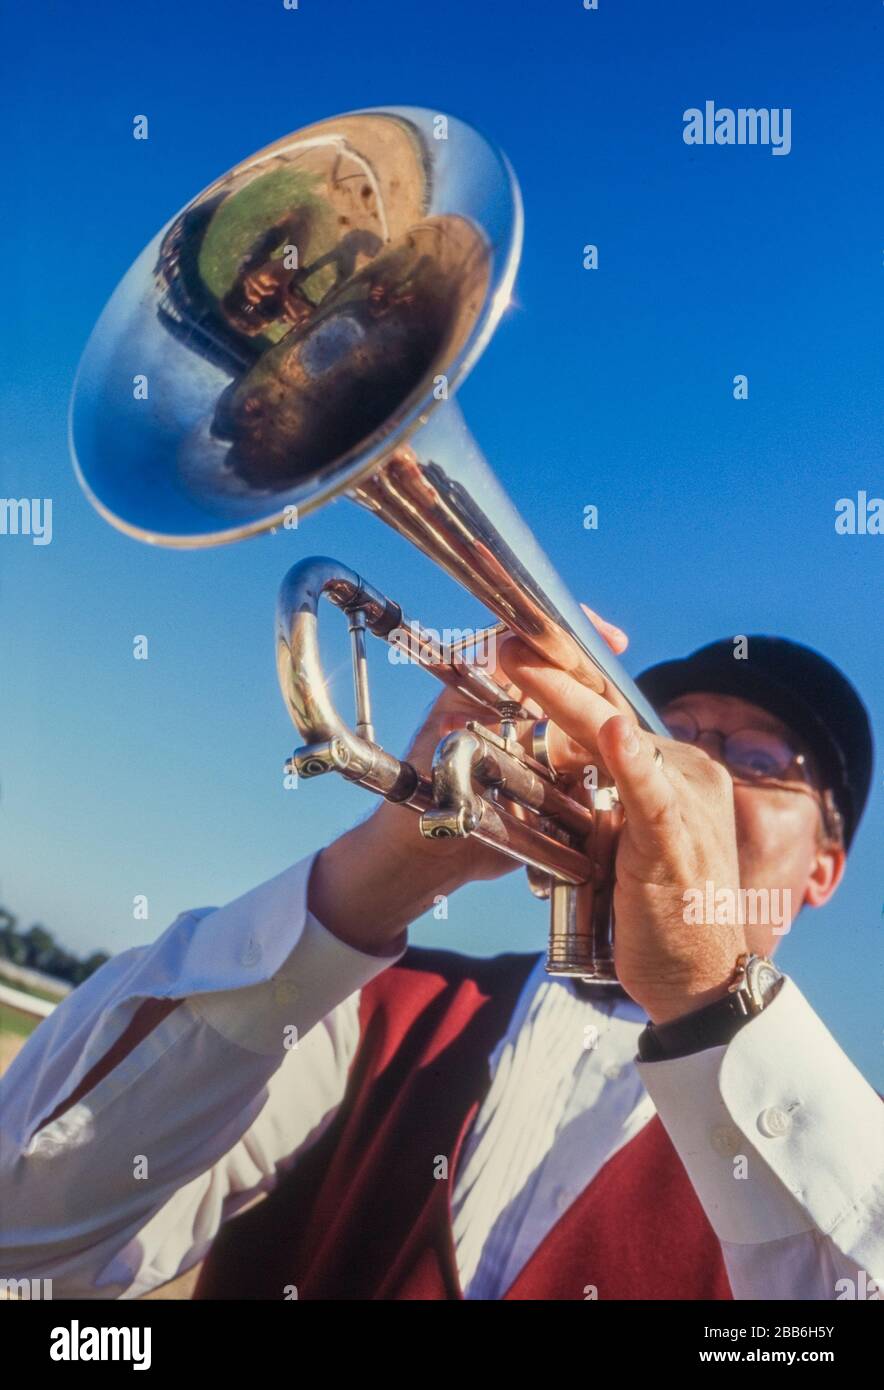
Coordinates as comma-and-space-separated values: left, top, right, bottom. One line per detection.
2, 619, 880, 1301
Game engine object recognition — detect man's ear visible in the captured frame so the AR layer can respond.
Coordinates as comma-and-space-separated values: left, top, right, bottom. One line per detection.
804, 844, 847, 908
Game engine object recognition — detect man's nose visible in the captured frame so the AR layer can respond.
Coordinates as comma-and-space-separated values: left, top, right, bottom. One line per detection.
694, 729, 726, 764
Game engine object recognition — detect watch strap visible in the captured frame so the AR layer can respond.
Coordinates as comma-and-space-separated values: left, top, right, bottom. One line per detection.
637, 990, 754, 1062
637, 956, 784, 1062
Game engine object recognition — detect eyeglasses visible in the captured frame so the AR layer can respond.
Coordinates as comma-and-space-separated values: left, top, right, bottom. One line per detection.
662, 709, 843, 842
662, 710, 809, 780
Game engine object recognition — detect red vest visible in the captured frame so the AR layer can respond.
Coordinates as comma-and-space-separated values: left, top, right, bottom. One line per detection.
194, 948, 732, 1300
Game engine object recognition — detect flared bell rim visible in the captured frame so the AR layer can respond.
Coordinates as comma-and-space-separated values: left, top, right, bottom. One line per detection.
68, 105, 523, 549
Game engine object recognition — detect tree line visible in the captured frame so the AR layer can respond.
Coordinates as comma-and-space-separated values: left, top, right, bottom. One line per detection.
0, 907, 110, 986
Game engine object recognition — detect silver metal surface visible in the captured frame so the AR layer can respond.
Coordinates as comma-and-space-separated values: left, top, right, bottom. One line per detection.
69, 107, 519, 548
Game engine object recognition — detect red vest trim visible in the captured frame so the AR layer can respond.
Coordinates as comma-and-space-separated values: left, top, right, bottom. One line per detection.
194, 948, 732, 1300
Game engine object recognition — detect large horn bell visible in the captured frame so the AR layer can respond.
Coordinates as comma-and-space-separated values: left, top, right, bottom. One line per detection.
69, 107, 520, 546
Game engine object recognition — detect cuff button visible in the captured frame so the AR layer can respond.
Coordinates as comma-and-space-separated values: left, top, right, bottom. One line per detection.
757, 1105, 791, 1138
240, 939, 262, 967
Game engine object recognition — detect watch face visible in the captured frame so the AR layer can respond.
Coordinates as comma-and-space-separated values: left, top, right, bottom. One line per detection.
752, 959, 782, 1005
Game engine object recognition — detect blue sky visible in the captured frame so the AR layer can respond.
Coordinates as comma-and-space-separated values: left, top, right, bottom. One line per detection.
1, 0, 881, 1081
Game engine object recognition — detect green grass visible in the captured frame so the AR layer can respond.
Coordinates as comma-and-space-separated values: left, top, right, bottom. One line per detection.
199, 168, 322, 297
0, 1004, 41, 1039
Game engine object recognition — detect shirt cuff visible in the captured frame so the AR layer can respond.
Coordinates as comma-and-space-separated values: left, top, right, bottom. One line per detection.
184, 853, 407, 1056
635, 977, 884, 1249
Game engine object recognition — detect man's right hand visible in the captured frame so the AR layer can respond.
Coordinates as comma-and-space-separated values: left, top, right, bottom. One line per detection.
307, 605, 629, 954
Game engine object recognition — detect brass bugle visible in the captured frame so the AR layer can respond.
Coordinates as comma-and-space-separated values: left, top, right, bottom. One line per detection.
69, 106, 667, 981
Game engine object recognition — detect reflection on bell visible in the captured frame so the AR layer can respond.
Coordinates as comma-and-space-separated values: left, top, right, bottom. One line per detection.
70, 107, 516, 545
207, 217, 489, 491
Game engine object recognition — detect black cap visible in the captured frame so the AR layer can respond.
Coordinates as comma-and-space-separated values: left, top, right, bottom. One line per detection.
636, 637, 873, 849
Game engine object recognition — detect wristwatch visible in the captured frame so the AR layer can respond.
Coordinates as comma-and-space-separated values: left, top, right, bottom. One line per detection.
637, 953, 785, 1062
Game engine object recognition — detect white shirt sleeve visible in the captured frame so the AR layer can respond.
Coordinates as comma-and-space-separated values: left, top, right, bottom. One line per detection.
635, 977, 884, 1300
0, 852, 405, 1299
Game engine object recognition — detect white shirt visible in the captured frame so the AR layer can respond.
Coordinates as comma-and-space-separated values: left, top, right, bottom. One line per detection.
1, 852, 881, 1300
